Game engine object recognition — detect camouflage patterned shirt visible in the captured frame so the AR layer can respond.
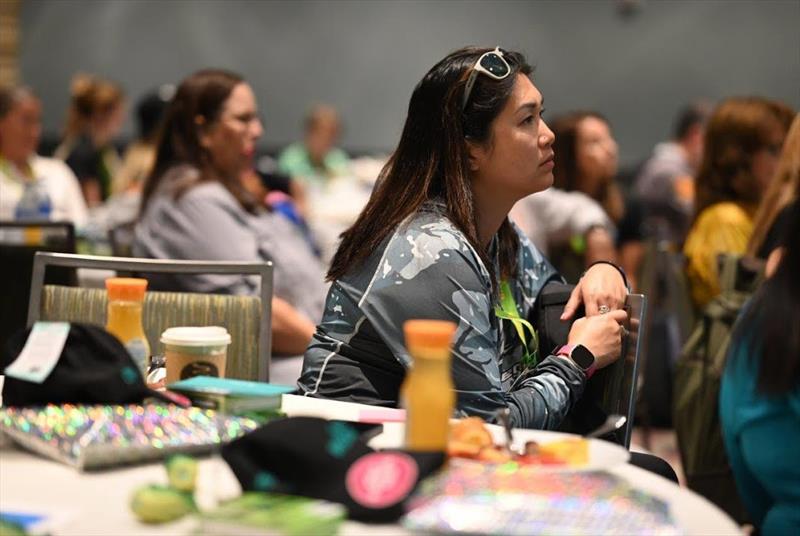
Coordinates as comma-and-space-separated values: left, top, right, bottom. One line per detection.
297, 202, 587, 429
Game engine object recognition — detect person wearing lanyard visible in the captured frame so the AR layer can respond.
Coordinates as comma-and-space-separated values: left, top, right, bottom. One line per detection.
298, 47, 629, 431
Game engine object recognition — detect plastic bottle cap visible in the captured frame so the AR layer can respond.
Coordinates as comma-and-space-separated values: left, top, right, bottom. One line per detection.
105, 277, 148, 301
160, 326, 232, 347
403, 319, 457, 348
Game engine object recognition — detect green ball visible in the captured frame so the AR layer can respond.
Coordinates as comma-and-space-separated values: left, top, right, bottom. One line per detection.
166, 455, 199, 493
130, 485, 196, 524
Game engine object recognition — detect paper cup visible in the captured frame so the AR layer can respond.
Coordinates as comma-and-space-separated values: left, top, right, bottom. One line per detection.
161, 326, 232, 385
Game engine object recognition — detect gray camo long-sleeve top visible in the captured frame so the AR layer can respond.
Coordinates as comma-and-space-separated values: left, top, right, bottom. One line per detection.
297, 201, 586, 429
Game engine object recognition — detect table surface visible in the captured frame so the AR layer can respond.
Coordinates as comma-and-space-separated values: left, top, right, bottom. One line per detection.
0, 394, 741, 535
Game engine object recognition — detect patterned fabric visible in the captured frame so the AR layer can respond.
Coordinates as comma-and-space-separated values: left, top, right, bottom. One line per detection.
298, 202, 588, 430
39, 285, 262, 381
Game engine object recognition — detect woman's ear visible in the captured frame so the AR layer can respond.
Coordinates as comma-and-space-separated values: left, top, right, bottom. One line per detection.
195, 115, 211, 149
466, 139, 485, 172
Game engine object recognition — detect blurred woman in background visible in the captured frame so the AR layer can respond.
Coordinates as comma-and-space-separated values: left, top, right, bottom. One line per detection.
549, 111, 643, 287
0, 85, 87, 225
683, 97, 794, 310
113, 84, 174, 196
55, 74, 126, 206
133, 69, 328, 363
278, 104, 349, 185
746, 113, 800, 262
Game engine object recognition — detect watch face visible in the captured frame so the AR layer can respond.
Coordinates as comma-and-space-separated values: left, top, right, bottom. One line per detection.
571, 344, 595, 370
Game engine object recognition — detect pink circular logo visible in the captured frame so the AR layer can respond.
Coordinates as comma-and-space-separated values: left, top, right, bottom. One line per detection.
345, 452, 419, 509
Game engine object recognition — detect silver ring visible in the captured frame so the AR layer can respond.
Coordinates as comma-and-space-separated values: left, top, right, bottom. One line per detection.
621, 326, 629, 338
599, 305, 610, 314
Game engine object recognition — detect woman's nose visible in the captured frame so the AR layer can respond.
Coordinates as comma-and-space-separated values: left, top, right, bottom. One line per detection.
607, 139, 618, 158
540, 120, 555, 146
252, 118, 264, 138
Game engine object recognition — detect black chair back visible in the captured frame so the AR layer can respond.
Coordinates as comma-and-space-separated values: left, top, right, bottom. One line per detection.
0, 221, 77, 347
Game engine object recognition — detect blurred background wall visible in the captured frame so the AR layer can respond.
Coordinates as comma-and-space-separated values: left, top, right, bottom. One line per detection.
19, 0, 800, 167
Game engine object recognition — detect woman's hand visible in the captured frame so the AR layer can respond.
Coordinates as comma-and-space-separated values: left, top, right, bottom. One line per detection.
561, 262, 628, 320
566, 309, 628, 369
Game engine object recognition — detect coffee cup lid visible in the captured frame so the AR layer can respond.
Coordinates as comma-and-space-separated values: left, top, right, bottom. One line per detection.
160, 326, 231, 347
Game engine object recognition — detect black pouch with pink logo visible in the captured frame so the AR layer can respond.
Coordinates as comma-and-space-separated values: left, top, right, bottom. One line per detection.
221, 416, 445, 522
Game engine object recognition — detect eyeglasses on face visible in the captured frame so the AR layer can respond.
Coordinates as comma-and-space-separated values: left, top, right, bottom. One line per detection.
461, 47, 512, 111
221, 111, 261, 126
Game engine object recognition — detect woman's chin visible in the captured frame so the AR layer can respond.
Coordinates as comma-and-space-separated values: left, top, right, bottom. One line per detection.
531, 171, 554, 193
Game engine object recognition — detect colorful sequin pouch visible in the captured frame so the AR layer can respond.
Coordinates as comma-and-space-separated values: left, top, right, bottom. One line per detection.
0, 403, 258, 470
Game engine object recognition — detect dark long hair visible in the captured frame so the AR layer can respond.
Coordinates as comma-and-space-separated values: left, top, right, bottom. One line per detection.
327, 46, 532, 285
694, 97, 794, 218
551, 111, 624, 223
139, 69, 256, 217
735, 199, 800, 394
747, 113, 800, 258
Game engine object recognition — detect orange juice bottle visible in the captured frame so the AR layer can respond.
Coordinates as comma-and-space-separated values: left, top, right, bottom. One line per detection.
401, 319, 457, 451
106, 277, 150, 377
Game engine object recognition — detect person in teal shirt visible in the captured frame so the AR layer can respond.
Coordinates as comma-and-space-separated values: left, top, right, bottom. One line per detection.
720, 200, 800, 536
278, 104, 349, 185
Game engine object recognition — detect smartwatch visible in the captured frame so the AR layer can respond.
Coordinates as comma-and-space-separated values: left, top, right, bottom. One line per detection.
556, 344, 597, 379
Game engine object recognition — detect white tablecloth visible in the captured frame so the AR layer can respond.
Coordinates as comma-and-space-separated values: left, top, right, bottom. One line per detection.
0, 394, 741, 535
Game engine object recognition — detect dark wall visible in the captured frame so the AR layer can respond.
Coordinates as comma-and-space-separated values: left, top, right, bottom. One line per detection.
20, 0, 800, 165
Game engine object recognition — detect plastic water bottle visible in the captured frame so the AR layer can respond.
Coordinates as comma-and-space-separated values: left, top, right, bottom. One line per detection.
14, 181, 52, 221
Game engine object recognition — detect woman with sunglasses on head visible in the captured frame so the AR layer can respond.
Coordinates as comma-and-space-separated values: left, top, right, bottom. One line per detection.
298, 47, 629, 430
133, 70, 328, 364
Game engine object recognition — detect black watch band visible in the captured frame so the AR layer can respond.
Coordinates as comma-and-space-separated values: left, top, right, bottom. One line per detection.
584, 260, 630, 291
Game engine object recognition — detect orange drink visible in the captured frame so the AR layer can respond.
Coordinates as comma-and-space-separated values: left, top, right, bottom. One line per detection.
106, 277, 150, 376
401, 319, 457, 451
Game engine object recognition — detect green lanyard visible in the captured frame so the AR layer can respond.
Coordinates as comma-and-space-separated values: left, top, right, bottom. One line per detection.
494, 280, 539, 368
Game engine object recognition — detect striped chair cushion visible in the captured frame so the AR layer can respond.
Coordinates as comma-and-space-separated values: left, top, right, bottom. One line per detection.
39, 285, 262, 381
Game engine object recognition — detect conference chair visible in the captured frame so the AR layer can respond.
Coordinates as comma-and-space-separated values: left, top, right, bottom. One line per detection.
27, 252, 273, 381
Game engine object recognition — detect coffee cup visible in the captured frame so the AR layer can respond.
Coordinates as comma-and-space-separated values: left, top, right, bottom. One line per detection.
161, 326, 232, 385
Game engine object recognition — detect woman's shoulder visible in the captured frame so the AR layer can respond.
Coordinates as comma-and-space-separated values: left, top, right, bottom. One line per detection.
377, 204, 488, 280
145, 168, 243, 220
686, 202, 753, 255
31, 155, 78, 181
696, 202, 753, 228
182, 179, 232, 201
396, 204, 472, 251
159, 167, 232, 203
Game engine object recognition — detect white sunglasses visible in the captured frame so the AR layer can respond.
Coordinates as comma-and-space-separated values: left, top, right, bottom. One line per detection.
461, 47, 512, 111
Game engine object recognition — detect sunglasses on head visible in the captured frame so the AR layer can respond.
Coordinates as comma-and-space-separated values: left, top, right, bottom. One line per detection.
461, 47, 512, 111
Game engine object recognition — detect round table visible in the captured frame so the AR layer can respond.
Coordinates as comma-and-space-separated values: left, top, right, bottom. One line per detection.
0, 394, 741, 535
